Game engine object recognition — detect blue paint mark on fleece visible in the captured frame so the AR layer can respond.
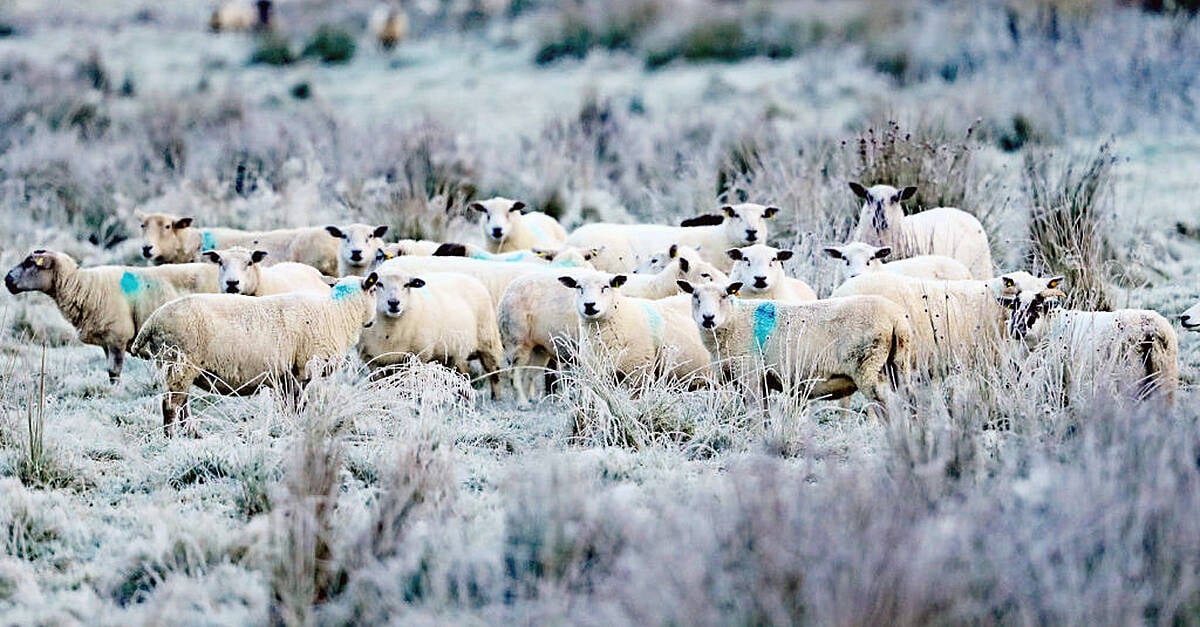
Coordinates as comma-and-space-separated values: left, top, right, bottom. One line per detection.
640, 302, 664, 344
330, 281, 360, 302
200, 231, 218, 252
752, 301, 777, 353
119, 271, 142, 296
527, 221, 547, 243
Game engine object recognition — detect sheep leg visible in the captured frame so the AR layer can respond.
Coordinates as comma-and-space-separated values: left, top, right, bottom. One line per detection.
162, 364, 197, 438
105, 345, 125, 383
478, 350, 504, 402
510, 345, 532, 406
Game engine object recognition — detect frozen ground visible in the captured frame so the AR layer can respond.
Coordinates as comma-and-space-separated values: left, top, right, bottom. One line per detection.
1, 0, 1199, 623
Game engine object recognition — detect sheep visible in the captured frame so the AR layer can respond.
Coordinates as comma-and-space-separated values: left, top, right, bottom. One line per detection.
4, 249, 218, 382
850, 182, 993, 279
374, 251, 594, 306
358, 270, 504, 399
209, 1, 264, 32
472, 197, 568, 254
998, 271, 1179, 403
822, 242, 973, 281
831, 271, 1008, 372
433, 242, 604, 267
1180, 301, 1200, 332
377, 239, 444, 259
325, 223, 389, 277
676, 280, 913, 414
370, 4, 409, 50
565, 203, 780, 273
200, 247, 330, 296
726, 244, 817, 303
130, 274, 379, 437
631, 243, 706, 274
499, 246, 723, 405
554, 275, 711, 386
136, 212, 340, 275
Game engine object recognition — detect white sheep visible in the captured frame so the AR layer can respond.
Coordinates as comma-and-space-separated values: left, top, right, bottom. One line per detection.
850, 183, 993, 279
4, 249, 219, 382
374, 252, 593, 306
831, 271, 1008, 372
136, 212, 341, 275
370, 4, 408, 50
377, 239, 444, 259
432, 242, 604, 267
565, 203, 780, 273
472, 197, 568, 254
998, 271, 1179, 403
209, 1, 260, 32
822, 242, 973, 281
131, 274, 379, 437
677, 280, 913, 414
726, 244, 817, 303
358, 270, 504, 399
200, 247, 330, 296
499, 246, 723, 405
324, 223, 389, 277
554, 274, 711, 386
1181, 301, 1200, 332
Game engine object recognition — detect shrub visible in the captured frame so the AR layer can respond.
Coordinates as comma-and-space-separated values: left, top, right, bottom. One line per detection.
303, 26, 356, 64
848, 119, 980, 213
644, 17, 805, 70
250, 33, 295, 66
535, 4, 658, 66
1022, 143, 1119, 310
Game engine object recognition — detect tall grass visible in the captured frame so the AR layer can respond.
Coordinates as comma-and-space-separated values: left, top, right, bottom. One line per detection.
1023, 143, 1119, 310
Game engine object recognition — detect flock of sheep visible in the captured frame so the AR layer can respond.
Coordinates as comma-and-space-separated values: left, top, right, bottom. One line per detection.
5, 183, 1191, 437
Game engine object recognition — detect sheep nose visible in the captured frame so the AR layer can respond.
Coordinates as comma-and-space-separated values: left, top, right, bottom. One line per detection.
583, 302, 598, 315
1183, 314, 1195, 327
224, 280, 240, 292
753, 276, 768, 288
701, 314, 715, 329
491, 227, 504, 239
142, 245, 153, 258
4, 274, 17, 294
745, 229, 758, 242
349, 249, 364, 261
387, 298, 400, 310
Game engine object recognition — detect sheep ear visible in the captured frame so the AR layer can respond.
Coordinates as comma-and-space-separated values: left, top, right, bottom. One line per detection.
585, 246, 604, 260
610, 275, 627, 289
848, 182, 868, 199
678, 257, 690, 272
775, 250, 794, 262
372, 225, 389, 239
362, 272, 379, 291
251, 250, 269, 264
375, 249, 391, 262
433, 243, 468, 257
470, 202, 487, 213
1001, 276, 1016, 289
173, 217, 194, 229
557, 276, 579, 289
721, 205, 735, 218
321, 275, 338, 286
668, 244, 678, 259
872, 247, 892, 260
726, 248, 743, 261
531, 248, 555, 260
201, 251, 221, 264
510, 201, 526, 213
899, 186, 918, 201
325, 225, 345, 239
725, 282, 742, 297
763, 206, 779, 219
1046, 276, 1065, 290
676, 280, 694, 294
404, 277, 425, 289
822, 247, 844, 260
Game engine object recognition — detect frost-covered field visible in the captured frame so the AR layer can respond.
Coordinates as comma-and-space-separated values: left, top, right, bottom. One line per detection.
1, 0, 1200, 623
